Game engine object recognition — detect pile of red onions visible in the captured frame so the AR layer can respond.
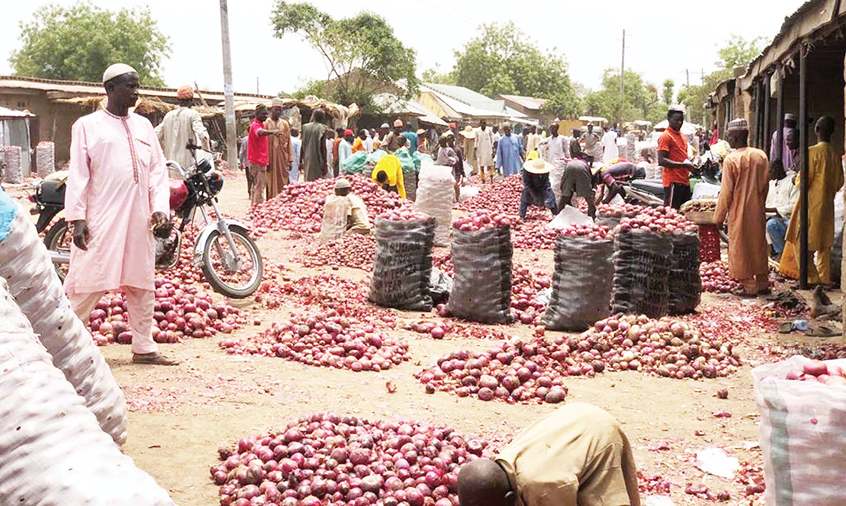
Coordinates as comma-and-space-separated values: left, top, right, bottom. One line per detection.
378, 209, 430, 222
616, 206, 698, 235
405, 318, 509, 341
785, 360, 846, 386
700, 261, 742, 293
511, 217, 558, 250
452, 210, 516, 232
249, 176, 406, 234
454, 176, 522, 214
88, 277, 244, 346
416, 340, 571, 404
210, 413, 498, 506
557, 223, 613, 240
581, 315, 741, 379
301, 234, 376, 271
220, 309, 409, 372
597, 204, 643, 218
510, 266, 551, 325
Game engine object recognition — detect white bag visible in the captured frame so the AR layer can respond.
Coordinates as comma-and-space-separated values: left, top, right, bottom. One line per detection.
318, 195, 350, 243
0, 280, 176, 505
548, 207, 593, 230
0, 205, 127, 445
752, 356, 846, 506
458, 186, 480, 202
35, 142, 55, 178
414, 164, 455, 246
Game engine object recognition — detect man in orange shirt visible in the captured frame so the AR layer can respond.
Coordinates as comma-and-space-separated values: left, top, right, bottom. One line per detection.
658, 106, 695, 209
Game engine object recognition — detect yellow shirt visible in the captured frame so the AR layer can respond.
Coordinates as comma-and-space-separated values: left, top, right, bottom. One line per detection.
785, 141, 844, 250
496, 403, 641, 506
347, 194, 370, 230
371, 155, 406, 199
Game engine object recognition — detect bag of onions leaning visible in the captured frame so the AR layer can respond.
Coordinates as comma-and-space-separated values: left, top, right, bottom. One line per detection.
448, 211, 514, 324
668, 229, 702, 314
0, 280, 176, 505
414, 164, 457, 246
0, 193, 127, 444
542, 224, 614, 331
752, 356, 846, 506
368, 210, 436, 312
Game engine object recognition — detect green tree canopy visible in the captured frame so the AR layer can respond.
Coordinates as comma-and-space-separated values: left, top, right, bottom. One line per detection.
583, 69, 665, 124
450, 22, 580, 117
272, 2, 418, 112
662, 79, 675, 106
10, 2, 170, 85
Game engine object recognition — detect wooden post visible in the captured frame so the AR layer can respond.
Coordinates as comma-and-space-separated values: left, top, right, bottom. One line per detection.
799, 46, 810, 288
219, 0, 238, 169
776, 67, 784, 163
763, 74, 771, 155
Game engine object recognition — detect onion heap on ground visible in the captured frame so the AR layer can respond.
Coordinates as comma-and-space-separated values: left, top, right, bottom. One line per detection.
301, 234, 376, 271
700, 261, 742, 293
510, 266, 551, 325
87, 277, 244, 346
210, 413, 498, 506
220, 310, 409, 372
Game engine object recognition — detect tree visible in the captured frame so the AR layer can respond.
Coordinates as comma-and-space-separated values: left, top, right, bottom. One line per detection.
583, 69, 664, 124
662, 79, 675, 106
450, 22, 580, 116
420, 66, 455, 86
9, 2, 170, 85
271, 2, 418, 112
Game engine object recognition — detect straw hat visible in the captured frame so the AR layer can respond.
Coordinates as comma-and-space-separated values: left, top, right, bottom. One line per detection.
416, 129, 426, 136
459, 126, 476, 139
522, 151, 553, 174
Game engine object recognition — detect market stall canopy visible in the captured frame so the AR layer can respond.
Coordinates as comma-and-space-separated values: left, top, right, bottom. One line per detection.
654, 120, 701, 136
372, 94, 448, 127
229, 96, 359, 126
579, 116, 609, 124
53, 96, 222, 119
0, 107, 35, 119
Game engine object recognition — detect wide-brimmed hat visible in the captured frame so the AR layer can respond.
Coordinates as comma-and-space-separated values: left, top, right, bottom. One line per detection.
416, 129, 426, 136
523, 151, 553, 174
459, 126, 476, 139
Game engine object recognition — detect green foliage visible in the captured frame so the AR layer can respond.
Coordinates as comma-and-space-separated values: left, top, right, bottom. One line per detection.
716, 35, 766, 76
9, 2, 170, 85
420, 66, 455, 85
450, 22, 579, 116
272, 2, 418, 112
583, 69, 665, 124
662, 79, 675, 106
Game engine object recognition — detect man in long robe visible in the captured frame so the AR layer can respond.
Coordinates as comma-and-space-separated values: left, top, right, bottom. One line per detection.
779, 116, 845, 285
65, 63, 176, 365
770, 113, 798, 171
714, 119, 770, 296
301, 109, 328, 181
264, 98, 292, 200
496, 123, 524, 177
155, 85, 210, 176
475, 120, 494, 183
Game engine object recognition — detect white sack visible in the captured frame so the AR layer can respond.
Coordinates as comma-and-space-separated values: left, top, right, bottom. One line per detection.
414, 164, 455, 246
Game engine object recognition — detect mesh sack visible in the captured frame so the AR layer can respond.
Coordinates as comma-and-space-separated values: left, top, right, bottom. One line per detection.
3, 146, 23, 184
668, 231, 701, 314
414, 165, 455, 246
0, 206, 127, 444
36, 141, 55, 178
448, 226, 513, 324
612, 229, 673, 318
404, 168, 418, 202
368, 217, 435, 311
542, 235, 614, 330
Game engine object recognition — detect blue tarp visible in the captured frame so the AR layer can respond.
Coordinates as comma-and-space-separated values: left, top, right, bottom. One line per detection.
0, 189, 18, 242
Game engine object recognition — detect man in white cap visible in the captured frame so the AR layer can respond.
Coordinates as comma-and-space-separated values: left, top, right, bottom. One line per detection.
155, 84, 210, 176
264, 97, 293, 199
715, 119, 770, 296
332, 177, 371, 235
65, 63, 177, 365
770, 113, 798, 171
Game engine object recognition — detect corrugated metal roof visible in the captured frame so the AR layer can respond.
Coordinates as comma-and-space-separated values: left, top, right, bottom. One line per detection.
0, 106, 35, 118
372, 94, 448, 126
497, 94, 548, 111
421, 83, 521, 119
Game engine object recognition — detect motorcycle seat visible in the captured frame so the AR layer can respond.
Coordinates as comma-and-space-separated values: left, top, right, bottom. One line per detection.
40, 179, 66, 205
629, 179, 665, 197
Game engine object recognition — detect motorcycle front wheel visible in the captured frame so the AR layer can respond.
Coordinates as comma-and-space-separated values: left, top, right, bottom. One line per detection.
200, 228, 263, 299
43, 219, 71, 282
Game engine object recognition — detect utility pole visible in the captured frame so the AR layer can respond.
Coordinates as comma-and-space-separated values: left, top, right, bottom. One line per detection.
686, 69, 690, 88
219, 0, 237, 170
256, 77, 260, 95
620, 29, 625, 123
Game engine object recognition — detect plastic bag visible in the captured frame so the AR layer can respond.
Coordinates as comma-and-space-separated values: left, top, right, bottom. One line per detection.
318, 195, 350, 243
414, 165, 455, 246
0, 280, 176, 505
448, 226, 513, 324
395, 147, 416, 173
668, 231, 701, 314
458, 186, 480, 202
612, 229, 673, 318
428, 267, 453, 305
0, 202, 127, 444
752, 356, 846, 506
412, 151, 434, 172
549, 207, 593, 230
340, 151, 368, 174
543, 235, 614, 330
366, 149, 387, 166
368, 217, 436, 311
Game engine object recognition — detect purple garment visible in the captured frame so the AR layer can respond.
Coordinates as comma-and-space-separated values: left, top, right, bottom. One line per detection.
770, 128, 796, 169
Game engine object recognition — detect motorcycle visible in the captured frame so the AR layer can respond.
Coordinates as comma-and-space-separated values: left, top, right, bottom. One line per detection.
31, 143, 263, 299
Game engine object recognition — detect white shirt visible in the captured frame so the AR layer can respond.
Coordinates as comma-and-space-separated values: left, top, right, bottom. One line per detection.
602, 130, 619, 162
364, 136, 374, 154
766, 174, 798, 218
545, 135, 568, 162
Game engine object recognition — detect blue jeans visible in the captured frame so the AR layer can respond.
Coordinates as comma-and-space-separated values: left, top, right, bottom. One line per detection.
767, 217, 789, 255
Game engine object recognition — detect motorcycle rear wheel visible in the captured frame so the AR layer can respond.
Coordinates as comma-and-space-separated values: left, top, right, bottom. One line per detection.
44, 219, 71, 282
200, 228, 263, 299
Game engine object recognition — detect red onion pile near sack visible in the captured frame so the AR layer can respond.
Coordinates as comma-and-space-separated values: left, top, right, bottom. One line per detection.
210, 413, 499, 506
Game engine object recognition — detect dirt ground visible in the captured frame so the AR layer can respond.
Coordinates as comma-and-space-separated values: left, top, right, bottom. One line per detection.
5, 174, 843, 505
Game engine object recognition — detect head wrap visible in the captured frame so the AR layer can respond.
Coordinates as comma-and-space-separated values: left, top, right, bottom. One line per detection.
393, 119, 403, 128
344, 129, 354, 136
668, 105, 686, 114
380, 123, 390, 129
335, 178, 351, 190
271, 97, 284, 108
784, 113, 796, 122
255, 103, 267, 112
177, 85, 194, 100
727, 118, 749, 132
102, 63, 137, 84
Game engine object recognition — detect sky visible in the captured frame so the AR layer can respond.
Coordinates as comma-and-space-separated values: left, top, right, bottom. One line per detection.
0, 0, 806, 98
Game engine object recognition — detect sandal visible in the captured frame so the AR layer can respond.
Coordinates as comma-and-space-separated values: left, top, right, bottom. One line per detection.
778, 322, 794, 334
805, 326, 841, 338
132, 352, 181, 366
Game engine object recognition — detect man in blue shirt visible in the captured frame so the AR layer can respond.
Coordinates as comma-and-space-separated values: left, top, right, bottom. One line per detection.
496, 123, 525, 177
401, 123, 418, 154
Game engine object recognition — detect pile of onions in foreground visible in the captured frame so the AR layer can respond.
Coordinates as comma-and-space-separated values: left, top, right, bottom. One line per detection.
700, 261, 742, 293
597, 203, 643, 218
616, 206, 698, 234
88, 277, 244, 346
210, 413, 498, 506
510, 266, 551, 325
301, 234, 376, 271
220, 310, 409, 372
452, 210, 516, 231
249, 176, 406, 234
454, 175, 522, 215
785, 360, 846, 386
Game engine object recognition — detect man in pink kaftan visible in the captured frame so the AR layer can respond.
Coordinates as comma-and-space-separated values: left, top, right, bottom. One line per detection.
64, 63, 178, 365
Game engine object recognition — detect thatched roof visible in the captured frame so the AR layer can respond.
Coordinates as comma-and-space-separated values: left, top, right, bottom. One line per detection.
52, 96, 222, 119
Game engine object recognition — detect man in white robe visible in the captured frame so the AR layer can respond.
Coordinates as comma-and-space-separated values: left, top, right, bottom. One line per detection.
65, 63, 178, 365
